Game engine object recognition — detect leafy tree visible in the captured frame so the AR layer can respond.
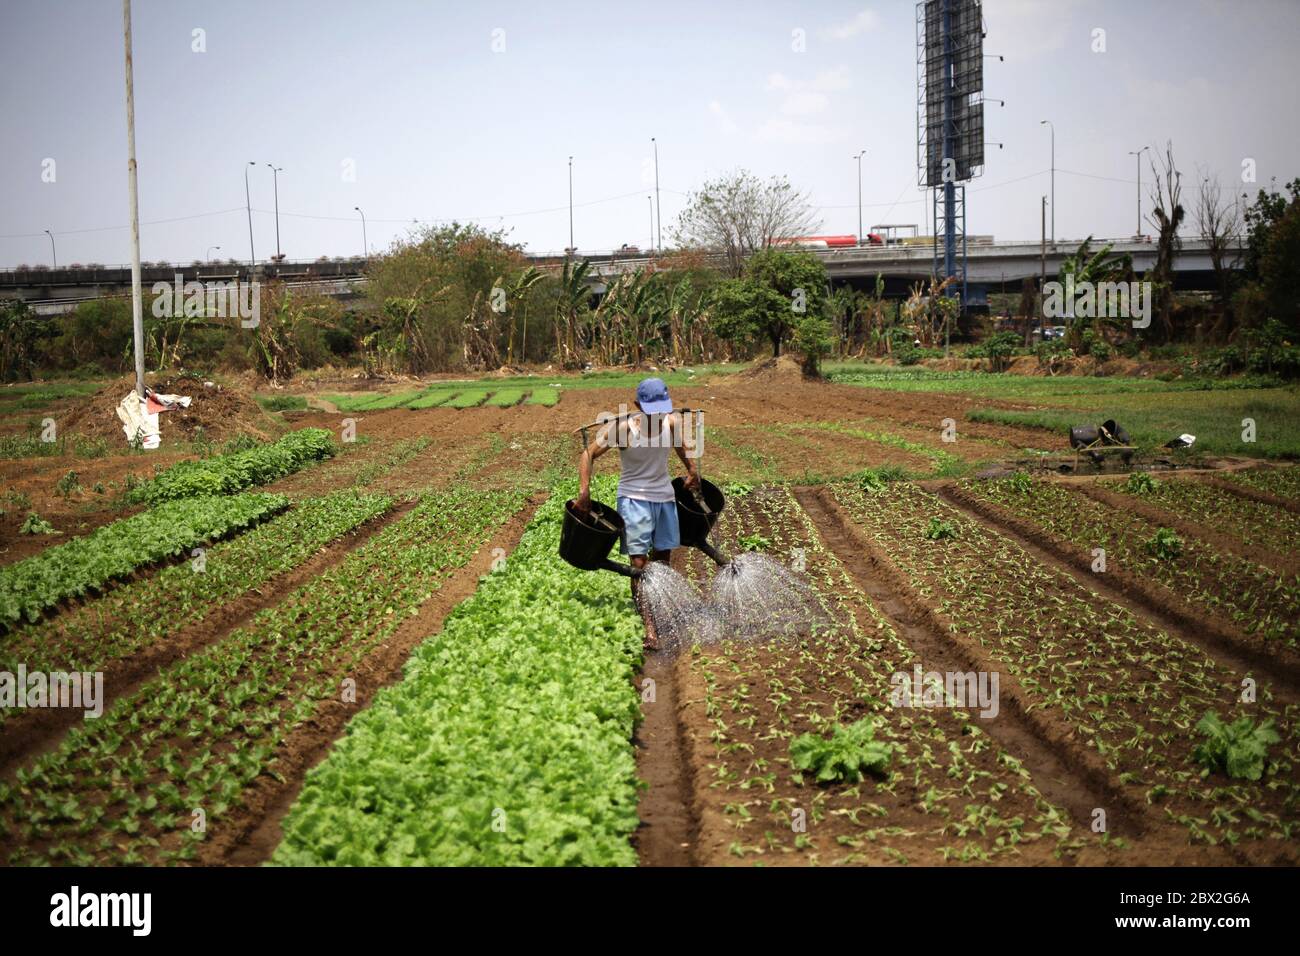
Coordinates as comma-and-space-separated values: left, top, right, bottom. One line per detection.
1238, 178, 1300, 340
0, 301, 53, 381
1054, 236, 1134, 351
675, 170, 820, 277
711, 249, 830, 373
365, 222, 527, 372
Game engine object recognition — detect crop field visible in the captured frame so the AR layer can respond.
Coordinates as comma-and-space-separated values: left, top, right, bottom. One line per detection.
0, 363, 1296, 868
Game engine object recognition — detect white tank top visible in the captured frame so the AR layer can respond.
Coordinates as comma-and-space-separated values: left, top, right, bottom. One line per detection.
613, 414, 675, 502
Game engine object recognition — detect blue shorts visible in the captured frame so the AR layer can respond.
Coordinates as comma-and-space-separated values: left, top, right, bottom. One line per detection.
617, 496, 680, 556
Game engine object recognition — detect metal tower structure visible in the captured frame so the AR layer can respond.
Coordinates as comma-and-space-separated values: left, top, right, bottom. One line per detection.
917, 0, 986, 309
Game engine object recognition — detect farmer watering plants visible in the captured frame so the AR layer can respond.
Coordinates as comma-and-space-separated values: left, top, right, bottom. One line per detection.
575, 377, 700, 650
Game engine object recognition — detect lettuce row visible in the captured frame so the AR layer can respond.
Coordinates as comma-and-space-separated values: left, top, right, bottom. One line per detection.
274, 477, 643, 866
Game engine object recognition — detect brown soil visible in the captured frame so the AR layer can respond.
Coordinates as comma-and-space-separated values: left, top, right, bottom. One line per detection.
793, 486, 1139, 837
940, 482, 1300, 693
0, 451, 193, 566
60, 372, 276, 445
207, 493, 544, 865
633, 646, 697, 867
941, 481, 1300, 691
1201, 474, 1300, 515
1072, 480, 1299, 578
669, 490, 1125, 866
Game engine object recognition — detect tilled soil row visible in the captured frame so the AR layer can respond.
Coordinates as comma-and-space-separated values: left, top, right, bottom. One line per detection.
792, 486, 1138, 839
940, 483, 1300, 694
632, 644, 699, 867
671, 489, 1105, 866
0, 500, 409, 780
1070, 479, 1300, 579
208, 493, 546, 865
1200, 474, 1300, 515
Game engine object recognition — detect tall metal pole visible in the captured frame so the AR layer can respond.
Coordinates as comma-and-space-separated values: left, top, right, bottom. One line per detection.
1041, 120, 1054, 246
43, 230, 56, 268
568, 156, 574, 253
267, 164, 282, 260
206, 245, 220, 262
1040, 194, 1047, 341
853, 150, 866, 243
354, 206, 368, 261
123, 0, 145, 399
1129, 146, 1149, 236
244, 160, 256, 268
940, 0, 956, 300
651, 138, 661, 254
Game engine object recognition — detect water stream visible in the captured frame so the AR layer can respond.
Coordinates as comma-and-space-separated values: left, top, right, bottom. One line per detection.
636, 553, 826, 653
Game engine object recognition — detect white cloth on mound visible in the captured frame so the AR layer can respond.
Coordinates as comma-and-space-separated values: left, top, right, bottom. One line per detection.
115, 392, 160, 449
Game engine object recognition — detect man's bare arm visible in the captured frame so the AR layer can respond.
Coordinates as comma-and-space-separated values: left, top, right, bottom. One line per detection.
576, 421, 614, 511
673, 412, 700, 489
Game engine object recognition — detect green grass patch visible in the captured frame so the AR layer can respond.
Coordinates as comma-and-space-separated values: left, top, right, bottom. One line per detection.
525, 386, 560, 407
445, 389, 492, 409
483, 388, 527, 408
406, 390, 459, 409
255, 394, 308, 412
968, 390, 1300, 459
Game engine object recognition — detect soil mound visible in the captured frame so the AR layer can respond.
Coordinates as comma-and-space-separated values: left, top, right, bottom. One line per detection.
62, 373, 274, 445
721, 354, 820, 386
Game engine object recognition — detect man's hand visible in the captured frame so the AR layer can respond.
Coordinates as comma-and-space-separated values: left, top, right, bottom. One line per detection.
684, 469, 701, 492
575, 491, 592, 514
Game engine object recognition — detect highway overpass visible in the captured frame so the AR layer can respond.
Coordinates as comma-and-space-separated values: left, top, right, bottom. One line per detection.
1, 236, 1242, 315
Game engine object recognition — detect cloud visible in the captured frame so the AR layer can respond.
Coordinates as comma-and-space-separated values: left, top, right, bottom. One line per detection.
709, 100, 738, 134
825, 9, 879, 40
981, 0, 1085, 57
755, 117, 848, 146
780, 91, 829, 116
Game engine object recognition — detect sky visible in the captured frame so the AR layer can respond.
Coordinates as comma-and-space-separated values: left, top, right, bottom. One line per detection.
2, 0, 1298, 268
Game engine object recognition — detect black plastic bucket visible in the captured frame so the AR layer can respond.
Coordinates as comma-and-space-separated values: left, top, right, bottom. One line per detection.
672, 476, 726, 546
560, 499, 627, 571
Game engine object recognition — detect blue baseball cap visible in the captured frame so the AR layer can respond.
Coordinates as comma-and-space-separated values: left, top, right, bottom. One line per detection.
635, 377, 673, 414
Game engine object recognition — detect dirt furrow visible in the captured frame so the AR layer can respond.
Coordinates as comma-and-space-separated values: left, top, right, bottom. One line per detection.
0, 501, 411, 781
939, 483, 1300, 696
1200, 474, 1300, 515
1071, 480, 1299, 578
632, 646, 698, 867
792, 485, 1147, 839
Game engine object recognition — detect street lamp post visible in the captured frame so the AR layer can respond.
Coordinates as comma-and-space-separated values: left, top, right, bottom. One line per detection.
567, 156, 574, 255
206, 245, 221, 262
43, 230, 56, 268
1040, 120, 1054, 246
354, 206, 368, 261
1128, 145, 1151, 237
266, 164, 283, 261
243, 160, 256, 269
651, 137, 661, 255
853, 149, 866, 244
